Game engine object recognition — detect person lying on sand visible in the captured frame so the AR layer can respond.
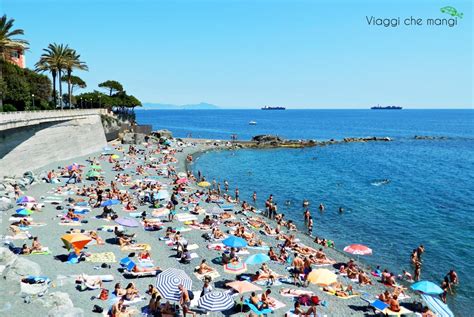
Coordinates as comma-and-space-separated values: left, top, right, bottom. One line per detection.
77, 274, 103, 288
323, 283, 354, 297
197, 259, 215, 274
31, 237, 43, 251
89, 231, 105, 245
132, 265, 161, 273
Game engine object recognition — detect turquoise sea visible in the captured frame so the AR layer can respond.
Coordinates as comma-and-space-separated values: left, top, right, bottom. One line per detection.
136, 109, 474, 315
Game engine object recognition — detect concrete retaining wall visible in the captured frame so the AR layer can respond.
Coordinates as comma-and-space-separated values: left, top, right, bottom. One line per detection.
0, 114, 107, 177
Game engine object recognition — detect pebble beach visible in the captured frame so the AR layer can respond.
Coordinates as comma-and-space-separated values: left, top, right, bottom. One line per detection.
0, 137, 422, 317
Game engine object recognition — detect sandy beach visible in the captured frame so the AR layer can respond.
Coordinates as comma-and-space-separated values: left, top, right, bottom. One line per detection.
0, 138, 420, 317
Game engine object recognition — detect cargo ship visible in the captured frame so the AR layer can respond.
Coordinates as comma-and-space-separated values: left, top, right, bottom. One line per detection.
261, 106, 286, 110
371, 105, 402, 110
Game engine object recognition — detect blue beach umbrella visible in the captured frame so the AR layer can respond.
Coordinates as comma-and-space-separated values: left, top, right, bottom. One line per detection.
156, 268, 193, 301
101, 199, 120, 207
411, 281, 444, 295
16, 196, 36, 204
198, 291, 235, 312
16, 207, 33, 216
223, 236, 248, 248
245, 253, 270, 265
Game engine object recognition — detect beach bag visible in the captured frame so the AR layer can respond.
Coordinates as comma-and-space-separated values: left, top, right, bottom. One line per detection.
99, 289, 109, 300
92, 305, 103, 313
188, 290, 194, 300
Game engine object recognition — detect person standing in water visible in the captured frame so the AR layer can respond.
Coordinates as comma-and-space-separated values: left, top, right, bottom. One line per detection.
304, 209, 310, 226
307, 216, 313, 236
235, 187, 240, 202
252, 191, 257, 204
224, 180, 229, 192
414, 260, 422, 281
319, 203, 325, 212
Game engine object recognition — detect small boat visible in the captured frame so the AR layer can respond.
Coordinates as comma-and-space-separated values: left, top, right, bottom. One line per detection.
249, 121, 257, 125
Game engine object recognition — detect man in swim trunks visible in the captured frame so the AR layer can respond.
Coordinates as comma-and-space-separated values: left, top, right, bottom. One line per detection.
292, 253, 304, 286
179, 284, 195, 316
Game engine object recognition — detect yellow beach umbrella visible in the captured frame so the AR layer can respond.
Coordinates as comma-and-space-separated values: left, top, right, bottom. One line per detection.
306, 268, 338, 286
197, 181, 211, 187
111, 154, 120, 159
61, 233, 92, 254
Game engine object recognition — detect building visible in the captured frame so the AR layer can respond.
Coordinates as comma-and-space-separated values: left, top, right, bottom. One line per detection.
7, 48, 26, 68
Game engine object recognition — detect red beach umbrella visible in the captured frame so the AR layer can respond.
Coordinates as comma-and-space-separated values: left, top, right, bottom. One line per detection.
343, 244, 372, 256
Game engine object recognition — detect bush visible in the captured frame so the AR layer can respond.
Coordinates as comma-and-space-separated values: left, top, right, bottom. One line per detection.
1, 104, 17, 112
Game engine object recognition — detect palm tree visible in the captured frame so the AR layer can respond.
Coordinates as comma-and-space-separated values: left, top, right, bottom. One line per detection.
63, 49, 88, 107
0, 14, 29, 107
35, 43, 70, 109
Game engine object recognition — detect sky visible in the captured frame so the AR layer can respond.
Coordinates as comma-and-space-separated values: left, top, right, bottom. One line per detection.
1, 0, 472, 109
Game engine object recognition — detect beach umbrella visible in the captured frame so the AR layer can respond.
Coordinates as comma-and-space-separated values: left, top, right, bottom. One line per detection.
198, 291, 235, 312
411, 281, 444, 295
223, 236, 248, 248
176, 178, 188, 184
224, 262, 247, 274
115, 217, 139, 227
306, 268, 338, 286
90, 165, 102, 170
343, 244, 372, 256
197, 181, 211, 188
66, 163, 80, 171
155, 190, 169, 200
85, 170, 101, 179
16, 196, 36, 204
101, 199, 121, 207
111, 154, 120, 159
245, 253, 270, 265
156, 268, 193, 301
61, 233, 92, 254
15, 207, 33, 216
226, 280, 261, 294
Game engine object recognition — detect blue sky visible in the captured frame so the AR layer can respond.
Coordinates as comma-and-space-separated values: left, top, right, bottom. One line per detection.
1, 0, 472, 108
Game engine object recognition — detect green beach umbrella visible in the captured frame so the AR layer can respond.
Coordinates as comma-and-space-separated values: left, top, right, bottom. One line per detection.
86, 170, 101, 178
90, 165, 102, 170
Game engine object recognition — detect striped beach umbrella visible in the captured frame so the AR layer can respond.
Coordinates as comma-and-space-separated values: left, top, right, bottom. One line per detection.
343, 244, 372, 256
198, 291, 235, 312
156, 268, 192, 301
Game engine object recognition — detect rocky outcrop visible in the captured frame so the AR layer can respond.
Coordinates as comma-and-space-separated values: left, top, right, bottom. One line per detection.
0, 170, 39, 211
252, 135, 283, 144
152, 129, 173, 139
414, 135, 448, 140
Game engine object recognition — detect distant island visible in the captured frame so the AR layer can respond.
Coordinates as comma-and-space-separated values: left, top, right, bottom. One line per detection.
141, 102, 220, 110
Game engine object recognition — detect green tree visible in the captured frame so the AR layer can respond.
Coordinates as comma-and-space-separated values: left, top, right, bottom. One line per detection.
0, 14, 29, 108
98, 80, 123, 96
63, 48, 88, 107
35, 43, 70, 109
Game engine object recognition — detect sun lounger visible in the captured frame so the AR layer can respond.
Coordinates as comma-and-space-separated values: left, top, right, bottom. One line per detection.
244, 299, 273, 316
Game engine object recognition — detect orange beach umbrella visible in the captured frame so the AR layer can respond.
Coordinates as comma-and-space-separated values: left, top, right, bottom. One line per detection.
226, 280, 261, 294
306, 268, 338, 286
61, 233, 92, 254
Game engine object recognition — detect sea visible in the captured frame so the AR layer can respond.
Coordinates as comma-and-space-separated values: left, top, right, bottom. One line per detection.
136, 109, 474, 315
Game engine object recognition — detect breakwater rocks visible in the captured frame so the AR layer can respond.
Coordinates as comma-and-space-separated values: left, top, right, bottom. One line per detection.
233, 134, 392, 149
414, 135, 449, 140
0, 171, 38, 211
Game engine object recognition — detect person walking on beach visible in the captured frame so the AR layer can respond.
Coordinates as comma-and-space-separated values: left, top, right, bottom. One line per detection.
179, 284, 195, 317
217, 183, 221, 196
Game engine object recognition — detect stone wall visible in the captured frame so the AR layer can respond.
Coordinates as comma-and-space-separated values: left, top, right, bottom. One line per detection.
0, 114, 107, 177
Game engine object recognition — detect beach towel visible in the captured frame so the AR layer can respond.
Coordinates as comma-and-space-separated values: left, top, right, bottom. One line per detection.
421, 294, 454, 317
85, 252, 117, 263
9, 217, 33, 222
120, 244, 151, 252
321, 288, 360, 299
381, 306, 414, 316
248, 245, 270, 251
284, 310, 318, 317
174, 226, 192, 232
27, 247, 51, 255
193, 270, 221, 281
255, 280, 283, 286
187, 244, 199, 251
98, 225, 124, 232
71, 274, 114, 282
59, 221, 82, 226
175, 214, 198, 222
268, 297, 286, 310
5, 233, 30, 240
207, 243, 226, 250
279, 289, 313, 297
